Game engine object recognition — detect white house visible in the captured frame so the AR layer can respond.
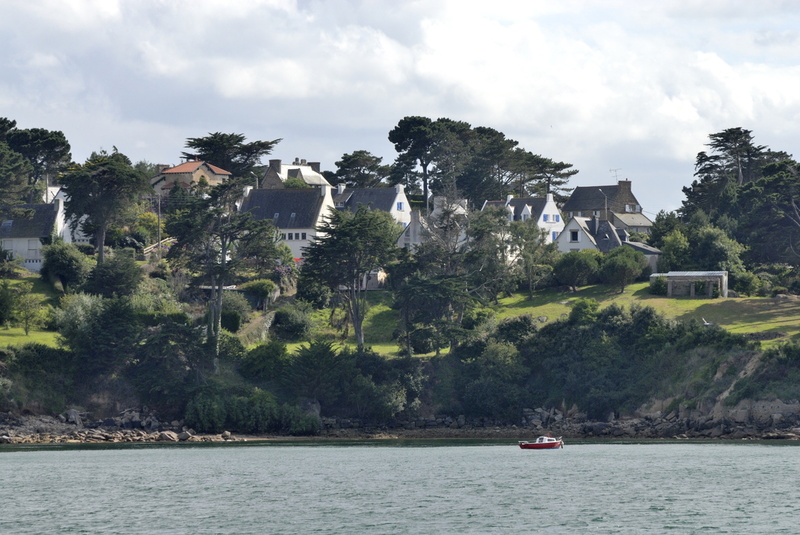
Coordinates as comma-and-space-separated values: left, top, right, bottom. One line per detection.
333, 183, 411, 228
261, 158, 331, 189
556, 216, 661, 270
46, 187, 91, 245
481, 193, 564, 243
240, 185, 335, 261
0, 203, 60, 272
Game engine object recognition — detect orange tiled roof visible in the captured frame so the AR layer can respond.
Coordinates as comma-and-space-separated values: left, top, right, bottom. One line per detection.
162, 161, 231, 175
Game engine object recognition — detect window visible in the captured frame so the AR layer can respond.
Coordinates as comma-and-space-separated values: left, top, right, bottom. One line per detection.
555, 214, 561, 222
281, 233, 286, 240
301, 232, 307, 240
28, 239, 40, 260
552, 231, 558, 242
543, 214, 549, 222
570, 230, 579, 242
397, 202, 404, 211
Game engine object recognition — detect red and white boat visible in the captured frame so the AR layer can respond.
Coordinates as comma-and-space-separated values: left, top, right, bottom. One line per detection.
518, 434, 563, 449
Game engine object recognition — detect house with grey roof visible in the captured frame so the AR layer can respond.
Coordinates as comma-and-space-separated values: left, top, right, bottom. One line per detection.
556, 215, 661, 271
333, 183, 411, 227
0, 203, 61, 272
481, 193, 564, 243
261, 158, 331, 189
240, 185, 334, 260
561, 179, 652, 234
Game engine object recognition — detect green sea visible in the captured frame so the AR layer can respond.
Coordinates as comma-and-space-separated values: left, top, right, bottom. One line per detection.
2, 440, 798, 533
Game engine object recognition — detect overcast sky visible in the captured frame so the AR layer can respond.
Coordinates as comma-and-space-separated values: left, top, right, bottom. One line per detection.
3, 0, 800, 214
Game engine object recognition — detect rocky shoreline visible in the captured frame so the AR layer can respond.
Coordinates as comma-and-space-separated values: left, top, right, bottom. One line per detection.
3, 400, 800, 445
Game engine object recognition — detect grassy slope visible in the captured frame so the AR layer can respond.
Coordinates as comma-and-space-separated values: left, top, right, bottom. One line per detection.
0, 275, 61, 348
10, 277, 800, 354
286, 282, 800, 356
498, 282, 800, 348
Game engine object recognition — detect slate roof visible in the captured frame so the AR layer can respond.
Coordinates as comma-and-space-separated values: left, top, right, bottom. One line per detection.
0, 204, 57, 239
241, 189, 329, 229
595, 219, 628, 253
562, 184, 620, 212
483, 197, 549, 221
333, 188, 397, 213
626, 241, 661, 255
612, 212, 653, 228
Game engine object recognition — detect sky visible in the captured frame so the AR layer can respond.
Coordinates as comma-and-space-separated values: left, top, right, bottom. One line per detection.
3, 0, 800, 215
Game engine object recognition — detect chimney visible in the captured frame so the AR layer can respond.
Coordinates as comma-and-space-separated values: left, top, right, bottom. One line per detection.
618, 180, 632, 193
395, 183, 404, 194
269, 159, 281, 173
293, 157, 300, 165
309, 162, 321, 173
506, 194, 513, 205
546, 192, 554, 203
320, 184, 330, 198
301, 159, 307, 165
337, 183, 346, 195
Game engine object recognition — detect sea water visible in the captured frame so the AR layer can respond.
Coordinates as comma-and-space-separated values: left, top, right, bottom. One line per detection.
1, 440, 799, 534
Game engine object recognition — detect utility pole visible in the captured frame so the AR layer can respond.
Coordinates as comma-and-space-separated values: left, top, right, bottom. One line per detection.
156, 194, 162, 260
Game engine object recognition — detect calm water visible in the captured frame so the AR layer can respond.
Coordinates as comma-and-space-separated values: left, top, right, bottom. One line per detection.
1, 440, 799, 534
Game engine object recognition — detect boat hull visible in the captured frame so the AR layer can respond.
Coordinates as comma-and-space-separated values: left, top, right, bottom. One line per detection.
518, 439, 563, 450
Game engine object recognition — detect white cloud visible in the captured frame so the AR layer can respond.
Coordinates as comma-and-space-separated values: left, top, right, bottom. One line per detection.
3, 0, 800, 213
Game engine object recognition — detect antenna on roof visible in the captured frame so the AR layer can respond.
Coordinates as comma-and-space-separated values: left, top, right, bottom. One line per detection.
609, 168, 621, 180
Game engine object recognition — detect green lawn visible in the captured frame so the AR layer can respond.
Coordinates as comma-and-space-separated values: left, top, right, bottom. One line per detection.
497, 282, 800, 348
282, 283, 800, 355
0, 326, 59, 348
1, 275, 61, 348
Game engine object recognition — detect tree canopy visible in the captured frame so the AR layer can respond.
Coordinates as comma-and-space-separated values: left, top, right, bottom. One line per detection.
301, 206, 400, 350
389, 116, 577, 209
334, 150, 391, 188
182, 132, 281, 178
4, 126, 71, 202
166, 177, 282, 357
59, 149, 150, 263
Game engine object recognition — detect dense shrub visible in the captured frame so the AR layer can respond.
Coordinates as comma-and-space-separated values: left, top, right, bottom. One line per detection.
239, 341, 290, 381
649, 276, 667, 295
217, 330, 246, 362
83, 253, 143, 297
220, 291, 252, 333
239, 279, 277, 310
271, 301, 313, 341
495, 314, 537, 345
185, 387, 320, 435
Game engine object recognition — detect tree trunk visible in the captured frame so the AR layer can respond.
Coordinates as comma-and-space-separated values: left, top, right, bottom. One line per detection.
351, 284, 364, 350
96, 224, 107, 264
